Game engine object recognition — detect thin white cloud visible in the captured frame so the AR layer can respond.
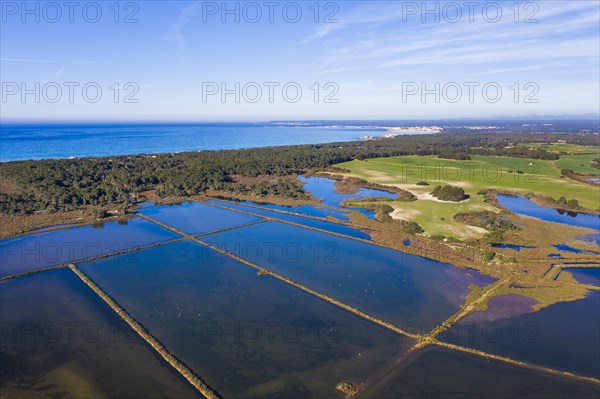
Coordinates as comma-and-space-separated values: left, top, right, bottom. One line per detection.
299, 24, 340, 44
164, 1, 201, 55
479, 63, 563, 75
310, 1, 599, 72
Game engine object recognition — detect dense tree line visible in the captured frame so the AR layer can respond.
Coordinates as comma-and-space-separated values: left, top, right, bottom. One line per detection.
470, 146, 560, 160
438, 152, 471, 160
1, 132, 597, 215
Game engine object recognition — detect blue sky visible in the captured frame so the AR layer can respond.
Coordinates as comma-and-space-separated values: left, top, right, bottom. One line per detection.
1, 0, 599, 121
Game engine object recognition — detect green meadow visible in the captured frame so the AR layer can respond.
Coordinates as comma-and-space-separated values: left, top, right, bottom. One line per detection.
336, 154, 600, 240
524, 142, 598, 154
554, 153, 600, 176
522, 143, 600, 175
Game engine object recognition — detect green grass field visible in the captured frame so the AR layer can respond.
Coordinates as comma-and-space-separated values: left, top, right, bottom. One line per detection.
555, 144, 596, 154
337, 154, 600, 240
554, 153, 600, 176
522, 143, 600, 175
523, 142, 598, 154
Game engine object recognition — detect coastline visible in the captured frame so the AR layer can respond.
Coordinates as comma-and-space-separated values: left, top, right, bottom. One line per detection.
0, 124, 366, 163
0, 124, 387, 163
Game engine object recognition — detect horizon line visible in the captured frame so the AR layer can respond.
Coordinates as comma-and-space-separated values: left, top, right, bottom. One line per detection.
2, 115, 599, 125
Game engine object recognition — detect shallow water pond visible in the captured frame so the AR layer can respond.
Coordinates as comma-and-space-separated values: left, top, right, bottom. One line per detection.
552, 243, 599, 255
360, 346, 600, 399
236, 175, 399, 222
79, 240, 415, 398
296, 175, 398, 220
497, 195, 600, 231
207, 221, 496, 332
492, 243, 536, 251
0, 218, 180, 278
207, 200, 373, 240
299, 175, 397, 206
440, 292, 600, 378
240, 200, 355, 221
0, 269, 199, 398
562, 268, 600, 286
138, 201, 263, 235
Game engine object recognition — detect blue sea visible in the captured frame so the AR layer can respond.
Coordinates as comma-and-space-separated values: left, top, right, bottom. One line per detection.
0, 123, 387, 162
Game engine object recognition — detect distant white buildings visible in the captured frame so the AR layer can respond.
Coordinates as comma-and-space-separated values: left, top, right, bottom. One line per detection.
385, 126, 443, 135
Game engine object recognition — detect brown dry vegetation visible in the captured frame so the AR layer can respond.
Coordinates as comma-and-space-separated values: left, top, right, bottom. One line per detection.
346, 206, 598, 312
0, 208, 133, 240
0, 176, 19, 194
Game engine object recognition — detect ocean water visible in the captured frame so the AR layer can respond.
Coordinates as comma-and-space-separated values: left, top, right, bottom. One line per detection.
0, 123, 385, 162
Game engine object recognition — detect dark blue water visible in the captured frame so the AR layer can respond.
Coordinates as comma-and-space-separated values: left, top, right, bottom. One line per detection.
206, 200, 372, 240
563, 268, 600, 285
299, 176, 397, 215
299, 176, 397, 203
564, 261, 600, 265
236, 176, 398, 222
362, 346, 600, 399
207, 221, 496, 332
497, 195, 600, 231
79, 240, 414, 398
0, 123, 385, 162
492, 243, 536, 251
138, 202, 263, 235
441, 292, 600, 378
0, 269, 198, 397
240, 200, 355, 220
552, 243, 599, 255
0, 218, 180, 278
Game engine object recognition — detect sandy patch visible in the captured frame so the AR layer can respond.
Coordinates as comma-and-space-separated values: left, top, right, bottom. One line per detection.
439, 224, 488, 240
388, 184, 471, 203
463, 225, 488, 235
437, 180, 473, 188
390, 208, 422, 221
414, 192, 471, 203
362, 170, 395, 182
